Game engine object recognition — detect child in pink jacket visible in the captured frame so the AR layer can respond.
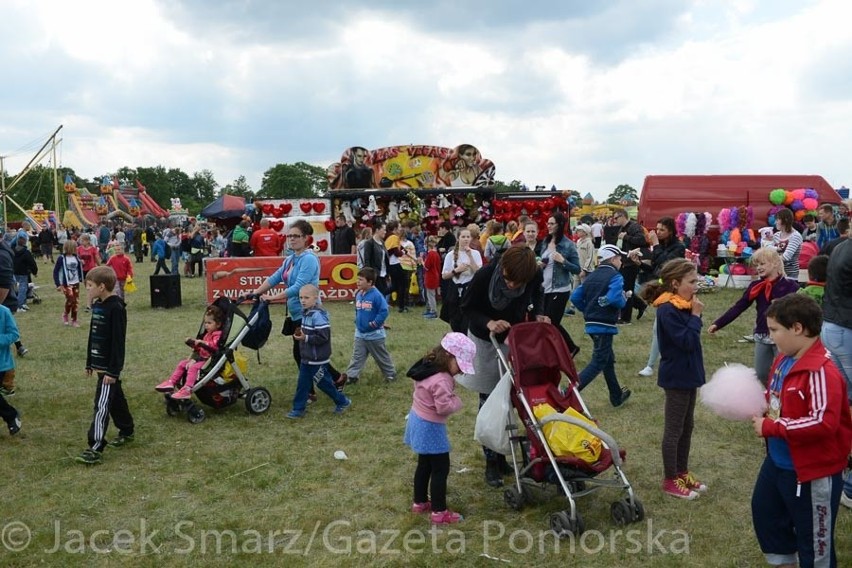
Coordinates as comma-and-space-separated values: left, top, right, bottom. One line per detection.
403, 332, 475, 525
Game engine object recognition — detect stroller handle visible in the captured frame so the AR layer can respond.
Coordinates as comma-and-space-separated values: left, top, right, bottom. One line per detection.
236, 294, 266, 306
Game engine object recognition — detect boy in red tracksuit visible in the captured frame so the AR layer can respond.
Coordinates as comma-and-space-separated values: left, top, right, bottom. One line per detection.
751, 294, 852, 568
106, 244, 134, 300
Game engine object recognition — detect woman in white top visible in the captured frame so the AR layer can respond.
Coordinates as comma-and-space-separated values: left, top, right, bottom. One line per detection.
772, 208, 803, 279
439, 229, 482, 332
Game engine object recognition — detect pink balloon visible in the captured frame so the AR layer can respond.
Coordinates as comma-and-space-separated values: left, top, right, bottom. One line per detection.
802, 198, 818, 210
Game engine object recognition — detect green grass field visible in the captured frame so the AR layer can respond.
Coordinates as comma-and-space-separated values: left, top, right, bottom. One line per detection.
1, 265, 849, 567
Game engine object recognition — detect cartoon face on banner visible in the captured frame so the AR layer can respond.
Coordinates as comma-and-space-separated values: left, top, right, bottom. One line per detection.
327, 144, 495, 190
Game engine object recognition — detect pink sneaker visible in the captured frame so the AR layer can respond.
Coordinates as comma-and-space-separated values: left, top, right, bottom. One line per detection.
662, 477, 699, 500
678, 471, 707, 493
171, 386, 192, 400
63, 314, 69, 326
71, 320, 80, 328
154, 380, 177, 393
411, 502, 431, 514
430, 510, 463, 524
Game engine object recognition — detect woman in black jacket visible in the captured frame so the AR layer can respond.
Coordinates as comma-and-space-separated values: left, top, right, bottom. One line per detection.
458, 246, 548, 488
633, 217, 686, 377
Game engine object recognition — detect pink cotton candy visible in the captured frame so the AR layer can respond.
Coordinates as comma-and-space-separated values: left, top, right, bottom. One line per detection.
700, 364, 767, 421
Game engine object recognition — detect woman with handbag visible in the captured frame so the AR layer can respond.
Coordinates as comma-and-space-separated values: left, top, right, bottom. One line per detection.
457, 246, 548, 487
251, 219, 343, 395
439, 229, 482, 333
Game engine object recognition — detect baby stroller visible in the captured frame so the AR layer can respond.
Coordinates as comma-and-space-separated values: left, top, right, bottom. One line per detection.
163, 297, 272, 423
495, 322, 644, 536
27, 283, 41, 305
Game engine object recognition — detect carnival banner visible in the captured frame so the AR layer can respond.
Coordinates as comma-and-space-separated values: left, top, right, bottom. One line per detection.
327, 144, 495, 190
204, 255, 358, 304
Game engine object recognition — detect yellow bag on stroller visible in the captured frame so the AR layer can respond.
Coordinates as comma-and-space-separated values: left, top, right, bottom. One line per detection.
533, 403, 603, 463
222, 351, 248, 382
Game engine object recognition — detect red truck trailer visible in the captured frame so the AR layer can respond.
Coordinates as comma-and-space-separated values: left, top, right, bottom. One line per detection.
637, 175, 842, 228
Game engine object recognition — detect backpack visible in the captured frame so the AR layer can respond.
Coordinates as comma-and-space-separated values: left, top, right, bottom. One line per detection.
242, 301, 272, 351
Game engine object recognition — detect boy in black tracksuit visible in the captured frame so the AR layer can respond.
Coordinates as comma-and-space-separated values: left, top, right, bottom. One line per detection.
76, 266, 135, 465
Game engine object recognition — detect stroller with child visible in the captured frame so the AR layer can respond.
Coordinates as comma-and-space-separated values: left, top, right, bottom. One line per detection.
494, 322, 644, 536
162, 296, 272, 423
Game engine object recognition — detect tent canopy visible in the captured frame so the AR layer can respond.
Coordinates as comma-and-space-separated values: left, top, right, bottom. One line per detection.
201, 194, 246, 220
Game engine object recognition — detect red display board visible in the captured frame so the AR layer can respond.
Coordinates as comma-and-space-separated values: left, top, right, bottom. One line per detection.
204, 255, 358, 303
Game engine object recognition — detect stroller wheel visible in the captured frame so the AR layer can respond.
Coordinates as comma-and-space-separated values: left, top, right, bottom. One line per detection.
610, 500, 632, 526
165, 398, 181, 417
244, 387, 272, 415
187, 405, 206, 424
550, 510, 583, 538
631, 498, 645, 523
503, 486, 526, 511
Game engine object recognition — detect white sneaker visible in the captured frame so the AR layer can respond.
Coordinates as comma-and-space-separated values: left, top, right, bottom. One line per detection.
842, 492, 852, 510
638, 366, 654, 377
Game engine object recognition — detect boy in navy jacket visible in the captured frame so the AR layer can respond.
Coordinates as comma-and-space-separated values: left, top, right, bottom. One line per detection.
570, 245, 631, 407
287, 285, 351, 419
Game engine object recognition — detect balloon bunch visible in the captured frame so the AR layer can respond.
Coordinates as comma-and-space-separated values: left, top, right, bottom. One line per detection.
260, 202, 294, 217
491, 195, 571, 238
767, 188, 819, 223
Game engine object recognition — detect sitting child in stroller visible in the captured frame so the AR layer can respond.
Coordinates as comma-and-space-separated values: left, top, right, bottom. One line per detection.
155, 305, 224, 399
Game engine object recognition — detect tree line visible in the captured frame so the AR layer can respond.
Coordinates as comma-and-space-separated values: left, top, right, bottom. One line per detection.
1, 161, 635, 220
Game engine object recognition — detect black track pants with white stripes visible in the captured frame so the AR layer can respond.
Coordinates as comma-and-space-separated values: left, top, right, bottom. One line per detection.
87, 373, 134, 452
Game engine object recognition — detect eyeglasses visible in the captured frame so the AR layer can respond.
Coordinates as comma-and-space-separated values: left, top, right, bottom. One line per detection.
287, 234, 304, 239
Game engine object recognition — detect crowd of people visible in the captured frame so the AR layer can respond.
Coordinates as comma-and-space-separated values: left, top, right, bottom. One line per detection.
0, 199, 850, 564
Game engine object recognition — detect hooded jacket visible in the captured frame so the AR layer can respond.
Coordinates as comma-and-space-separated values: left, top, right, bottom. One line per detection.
407, 358, 462, 424
298, 305, 331, 365
760, 339, 852, 483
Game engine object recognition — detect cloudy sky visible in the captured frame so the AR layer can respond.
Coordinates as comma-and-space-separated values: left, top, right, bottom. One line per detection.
1, 0, 850, 200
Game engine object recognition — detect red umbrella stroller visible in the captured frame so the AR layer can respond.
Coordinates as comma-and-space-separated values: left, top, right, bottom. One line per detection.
495, 322, 644, 536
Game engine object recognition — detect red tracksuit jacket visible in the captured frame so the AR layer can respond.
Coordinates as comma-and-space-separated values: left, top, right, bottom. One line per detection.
760, 338, 852, 483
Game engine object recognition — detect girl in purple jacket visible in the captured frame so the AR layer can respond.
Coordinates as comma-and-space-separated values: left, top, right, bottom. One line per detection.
404, 332, 475, 525
709, 248, 799, 384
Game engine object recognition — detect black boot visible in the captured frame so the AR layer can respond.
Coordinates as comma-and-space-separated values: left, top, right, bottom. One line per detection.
485, 459, 503, 487
495, 454, 513, 476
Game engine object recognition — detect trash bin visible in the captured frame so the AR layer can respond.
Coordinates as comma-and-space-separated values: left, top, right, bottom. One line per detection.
150, 274, 181, 308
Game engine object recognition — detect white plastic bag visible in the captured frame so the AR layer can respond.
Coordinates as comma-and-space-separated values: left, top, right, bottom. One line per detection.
474, 373, 513, 455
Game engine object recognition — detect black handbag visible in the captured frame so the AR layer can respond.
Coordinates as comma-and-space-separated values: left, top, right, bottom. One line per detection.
281, 304, 298, 336
281, 317, 297, 336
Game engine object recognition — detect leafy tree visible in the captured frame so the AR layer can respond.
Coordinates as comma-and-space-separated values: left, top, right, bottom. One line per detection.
220, 175, 254, 199
490, 179, 523, 193
606, 184, 639, 205
261, 162, 327, 198
190, 169, 218, 203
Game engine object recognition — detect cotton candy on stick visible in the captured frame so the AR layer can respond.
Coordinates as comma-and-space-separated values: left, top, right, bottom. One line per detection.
700, 364, 767, 421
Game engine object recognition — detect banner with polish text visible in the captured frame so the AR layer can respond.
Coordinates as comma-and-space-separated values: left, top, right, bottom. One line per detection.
204, 256, 358, 304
